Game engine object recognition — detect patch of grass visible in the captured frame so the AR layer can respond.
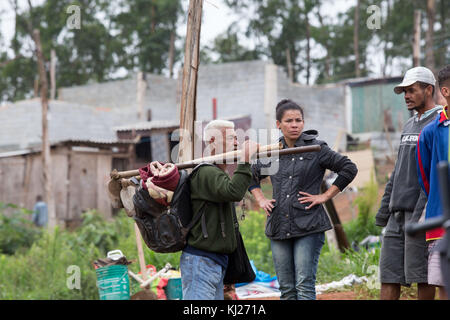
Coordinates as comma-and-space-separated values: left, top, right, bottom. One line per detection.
0, 179, 388, 300
0, 203, 41, 255
0, 209, 182, 300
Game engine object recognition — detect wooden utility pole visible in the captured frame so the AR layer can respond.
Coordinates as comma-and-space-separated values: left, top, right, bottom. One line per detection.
178, 0, 203, 164
321, 182, 349, 253
354, 0, 361, 78
425, 0, 436, 73
413, 10, 421, 67
32, 29, 56, 229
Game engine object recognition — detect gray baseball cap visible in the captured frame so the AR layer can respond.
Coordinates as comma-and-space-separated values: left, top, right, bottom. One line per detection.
394, 66, 436, 94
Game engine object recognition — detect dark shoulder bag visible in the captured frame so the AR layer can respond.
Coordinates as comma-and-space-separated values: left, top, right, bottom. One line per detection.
223, 205, 256, 285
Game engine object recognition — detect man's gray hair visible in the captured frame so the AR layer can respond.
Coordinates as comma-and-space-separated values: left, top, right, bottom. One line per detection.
203, 119, 235, 142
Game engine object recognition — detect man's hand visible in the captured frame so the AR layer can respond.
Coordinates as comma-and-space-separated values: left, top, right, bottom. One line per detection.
240, 140, 259, 163
258, 198, 276, 216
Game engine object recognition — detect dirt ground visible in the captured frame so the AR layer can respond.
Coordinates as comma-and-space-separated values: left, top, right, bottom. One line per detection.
317, 291, 358, 300
241, 289, 419, 300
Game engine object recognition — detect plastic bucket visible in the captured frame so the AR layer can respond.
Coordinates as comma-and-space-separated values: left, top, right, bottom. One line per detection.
165, 277, 183, 300
96, 265, 130, 300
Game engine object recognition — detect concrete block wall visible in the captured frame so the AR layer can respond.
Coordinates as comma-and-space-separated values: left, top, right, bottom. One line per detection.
276, 67, 347, 151
57, 60, 349, 150
195, 60, 267, 129
58, 74, 178, 122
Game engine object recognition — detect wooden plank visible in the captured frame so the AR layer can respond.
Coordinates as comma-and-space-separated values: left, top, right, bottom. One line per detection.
135, 223, 148, 283
51, 153, 68, 222
178, 0, 203, 163
0, 157, 26, 207
68, 153, 97, 220
342, 149, 375, 189
97, 154, 112, 219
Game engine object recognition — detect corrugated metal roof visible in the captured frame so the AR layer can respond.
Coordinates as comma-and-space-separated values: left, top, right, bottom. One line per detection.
114, 120, 179, 132
0, 99, 139, 151
113, 115, 251, 132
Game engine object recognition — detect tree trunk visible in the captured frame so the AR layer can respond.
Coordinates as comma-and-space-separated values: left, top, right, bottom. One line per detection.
178, 0, 203, 164
354, 0, 361, 78
50, 49, 56, 100
382, 0, 391, 76
168, 30, 175, 78
413, 10, 422, 67
286, 48, 294, 82
32, 29, 56, 229
305, 14, 311, 85
151, 1, 156, 33
438, 0, 446, 68
316, 9, 330, 81
425, 0, 436, 73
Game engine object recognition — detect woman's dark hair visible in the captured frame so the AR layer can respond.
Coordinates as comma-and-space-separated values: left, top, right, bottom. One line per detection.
275, 99, 304, 121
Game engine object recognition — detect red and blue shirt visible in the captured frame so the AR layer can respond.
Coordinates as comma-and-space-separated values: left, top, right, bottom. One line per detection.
416, 106, 449, 241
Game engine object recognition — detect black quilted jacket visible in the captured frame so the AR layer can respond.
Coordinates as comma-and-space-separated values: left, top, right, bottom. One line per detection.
249, 130, 358, 240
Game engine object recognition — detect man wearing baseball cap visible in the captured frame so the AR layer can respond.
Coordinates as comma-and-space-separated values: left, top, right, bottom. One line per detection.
376, 66, 442, 300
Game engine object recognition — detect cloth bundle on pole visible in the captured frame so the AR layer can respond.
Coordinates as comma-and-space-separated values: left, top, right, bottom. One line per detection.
139, 162, 180, 206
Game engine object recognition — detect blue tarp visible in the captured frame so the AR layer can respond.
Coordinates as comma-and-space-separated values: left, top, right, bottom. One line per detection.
235, 261, 278, 288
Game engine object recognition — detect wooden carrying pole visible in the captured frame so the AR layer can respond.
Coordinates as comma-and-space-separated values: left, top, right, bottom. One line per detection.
111, 145, 321, 180
178, 0, 203, 164
134, 223, 148, 284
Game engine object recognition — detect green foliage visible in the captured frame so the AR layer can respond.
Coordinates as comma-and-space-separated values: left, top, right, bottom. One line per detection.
0, 208, 182, 299
316, 176, 382, 290
222, 0, 450, 83
0, 203, 41, 255
0, 0, 184, 102
202, 23, 261, 64
317, 245, 380, 285
344, 174, 381, 244
0, 195, 385, 299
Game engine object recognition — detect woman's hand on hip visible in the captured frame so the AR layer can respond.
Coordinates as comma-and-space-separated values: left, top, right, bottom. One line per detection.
297, 192, 329, 210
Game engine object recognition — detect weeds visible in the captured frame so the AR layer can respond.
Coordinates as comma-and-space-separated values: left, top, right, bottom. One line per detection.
0, 184, 385, 300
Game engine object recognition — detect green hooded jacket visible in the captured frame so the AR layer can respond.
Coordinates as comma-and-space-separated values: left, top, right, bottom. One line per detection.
188, 163, 252, 254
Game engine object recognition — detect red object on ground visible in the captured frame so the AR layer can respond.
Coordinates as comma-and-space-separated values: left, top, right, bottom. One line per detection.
157, 278, 169, 300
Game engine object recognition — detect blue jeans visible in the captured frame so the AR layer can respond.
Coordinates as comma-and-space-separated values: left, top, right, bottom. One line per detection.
180, 251, 226, 300
271, 232, 325, 300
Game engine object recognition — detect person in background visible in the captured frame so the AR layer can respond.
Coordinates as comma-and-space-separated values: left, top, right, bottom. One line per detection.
32, 195, 48, 228
416, 65, 450, 300
376, 66, 442, 300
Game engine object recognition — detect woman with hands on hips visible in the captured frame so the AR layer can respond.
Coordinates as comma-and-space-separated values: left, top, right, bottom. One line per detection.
249, 99, 358, 300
